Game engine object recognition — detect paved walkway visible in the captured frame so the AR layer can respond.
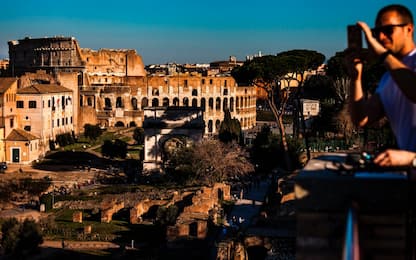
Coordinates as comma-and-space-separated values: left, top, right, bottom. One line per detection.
227, 178, 271, 230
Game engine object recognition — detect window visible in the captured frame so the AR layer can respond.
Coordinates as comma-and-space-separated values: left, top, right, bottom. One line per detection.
202, 79, 205, 85
24, 126, 31, 131
16, 101, 24, 108
29, 101, 37, 108
10, 118, 13, 128
209, 79, 213, 84
116, 97, 123, 108
48, 100, 51, 107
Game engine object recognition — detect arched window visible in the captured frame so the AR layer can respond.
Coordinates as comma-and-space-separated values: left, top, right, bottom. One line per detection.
87, 97, 92, 106
223, 88, 228, 95
131, 97, 138, 110
230, 97, 234, 112
152, 98, 159, 107
116, 97, 123, 108
201, 98, 206, 111
163, 97, 169, 107
105, 98, 111, 110
141, 97, 148, 109
173, 97, 179, 106
192, 98, 197, 107
216, 97, 221, 111
192, 89, 198, 96
152, 88, 159, 96
183, 97, 189, 107
223, 98, 228, 111
208, 98, 214, 110
208, 120, 213, 133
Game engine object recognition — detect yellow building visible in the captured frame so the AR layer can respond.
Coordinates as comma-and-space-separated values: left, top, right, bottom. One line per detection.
6, 128, 39, 164
16, 84, 74, 158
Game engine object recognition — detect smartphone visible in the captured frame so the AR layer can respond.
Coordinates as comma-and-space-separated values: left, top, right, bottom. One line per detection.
347, 25, 362, 50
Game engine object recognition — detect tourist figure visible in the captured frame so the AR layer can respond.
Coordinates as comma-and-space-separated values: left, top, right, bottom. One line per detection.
347, 4, 416, 166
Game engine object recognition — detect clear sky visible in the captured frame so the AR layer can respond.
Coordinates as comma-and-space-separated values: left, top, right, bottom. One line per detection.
1, 0, 415, 65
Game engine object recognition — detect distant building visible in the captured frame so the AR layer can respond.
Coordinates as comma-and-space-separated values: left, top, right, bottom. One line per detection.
16, 83, 74, 155
2, 36, 257, 165
209, 56, 243, 74
7, 36, 84, 77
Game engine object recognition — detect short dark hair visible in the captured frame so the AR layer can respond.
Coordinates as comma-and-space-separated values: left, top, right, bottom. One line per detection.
376, 4, 414, 25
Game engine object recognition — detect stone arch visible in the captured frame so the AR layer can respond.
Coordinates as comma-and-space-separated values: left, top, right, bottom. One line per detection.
131, 97, 138, 110
115, 121, 125, 127
141, 97, 148, 109
223, 98, 228, 111
208, 120, 213, 133
173, 97, 179, 106
183, 97, 189, 107
163, 97, 169, 107
105, 98, 112, 110
116, 97, 123, 108
230, 97, 234, 112
215, 97, 221, 111
192, 98, 198, 107
152, 98, 159, 107
208, 98, 214, 110
160, 135, 192, 162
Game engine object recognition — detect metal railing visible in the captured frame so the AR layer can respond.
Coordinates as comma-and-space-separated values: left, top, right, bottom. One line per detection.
343, 204, 360, 260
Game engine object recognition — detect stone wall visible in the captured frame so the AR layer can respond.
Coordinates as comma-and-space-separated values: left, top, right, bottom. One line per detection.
100, 200, 124, 223
129, 199, 167, 224
167, 183, 231, 241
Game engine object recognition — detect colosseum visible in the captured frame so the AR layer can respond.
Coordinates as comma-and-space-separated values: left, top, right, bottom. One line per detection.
7, 36, 256, 136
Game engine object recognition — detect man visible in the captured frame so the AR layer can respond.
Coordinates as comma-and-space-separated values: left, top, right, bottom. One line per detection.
348, 4, 416, 167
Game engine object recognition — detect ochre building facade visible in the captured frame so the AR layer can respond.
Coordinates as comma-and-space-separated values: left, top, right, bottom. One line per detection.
1, 36, 256, 164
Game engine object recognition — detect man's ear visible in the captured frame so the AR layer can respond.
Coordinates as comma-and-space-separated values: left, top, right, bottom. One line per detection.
407, 24, 414, 35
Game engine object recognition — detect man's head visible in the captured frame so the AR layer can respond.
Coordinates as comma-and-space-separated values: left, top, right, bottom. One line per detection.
373, 4, 415, 56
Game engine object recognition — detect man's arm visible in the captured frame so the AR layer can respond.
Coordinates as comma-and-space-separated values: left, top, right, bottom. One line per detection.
358, 21, 416, 102
348, 56, 385, 127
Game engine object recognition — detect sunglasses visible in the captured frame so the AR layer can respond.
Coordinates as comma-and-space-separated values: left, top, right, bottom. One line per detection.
371, 23, 408, 37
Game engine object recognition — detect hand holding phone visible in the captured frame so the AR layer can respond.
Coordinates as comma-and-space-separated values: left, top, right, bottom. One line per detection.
347, 25, 362, 50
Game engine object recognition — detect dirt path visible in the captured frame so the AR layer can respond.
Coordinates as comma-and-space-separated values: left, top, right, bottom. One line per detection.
41, 240, 120, 249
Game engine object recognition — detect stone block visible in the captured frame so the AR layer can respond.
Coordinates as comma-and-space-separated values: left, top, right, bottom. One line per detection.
72, 211, 82, 223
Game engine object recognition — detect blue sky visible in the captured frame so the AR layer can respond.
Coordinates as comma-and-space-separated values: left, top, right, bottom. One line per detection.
1, 0, 415, 65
